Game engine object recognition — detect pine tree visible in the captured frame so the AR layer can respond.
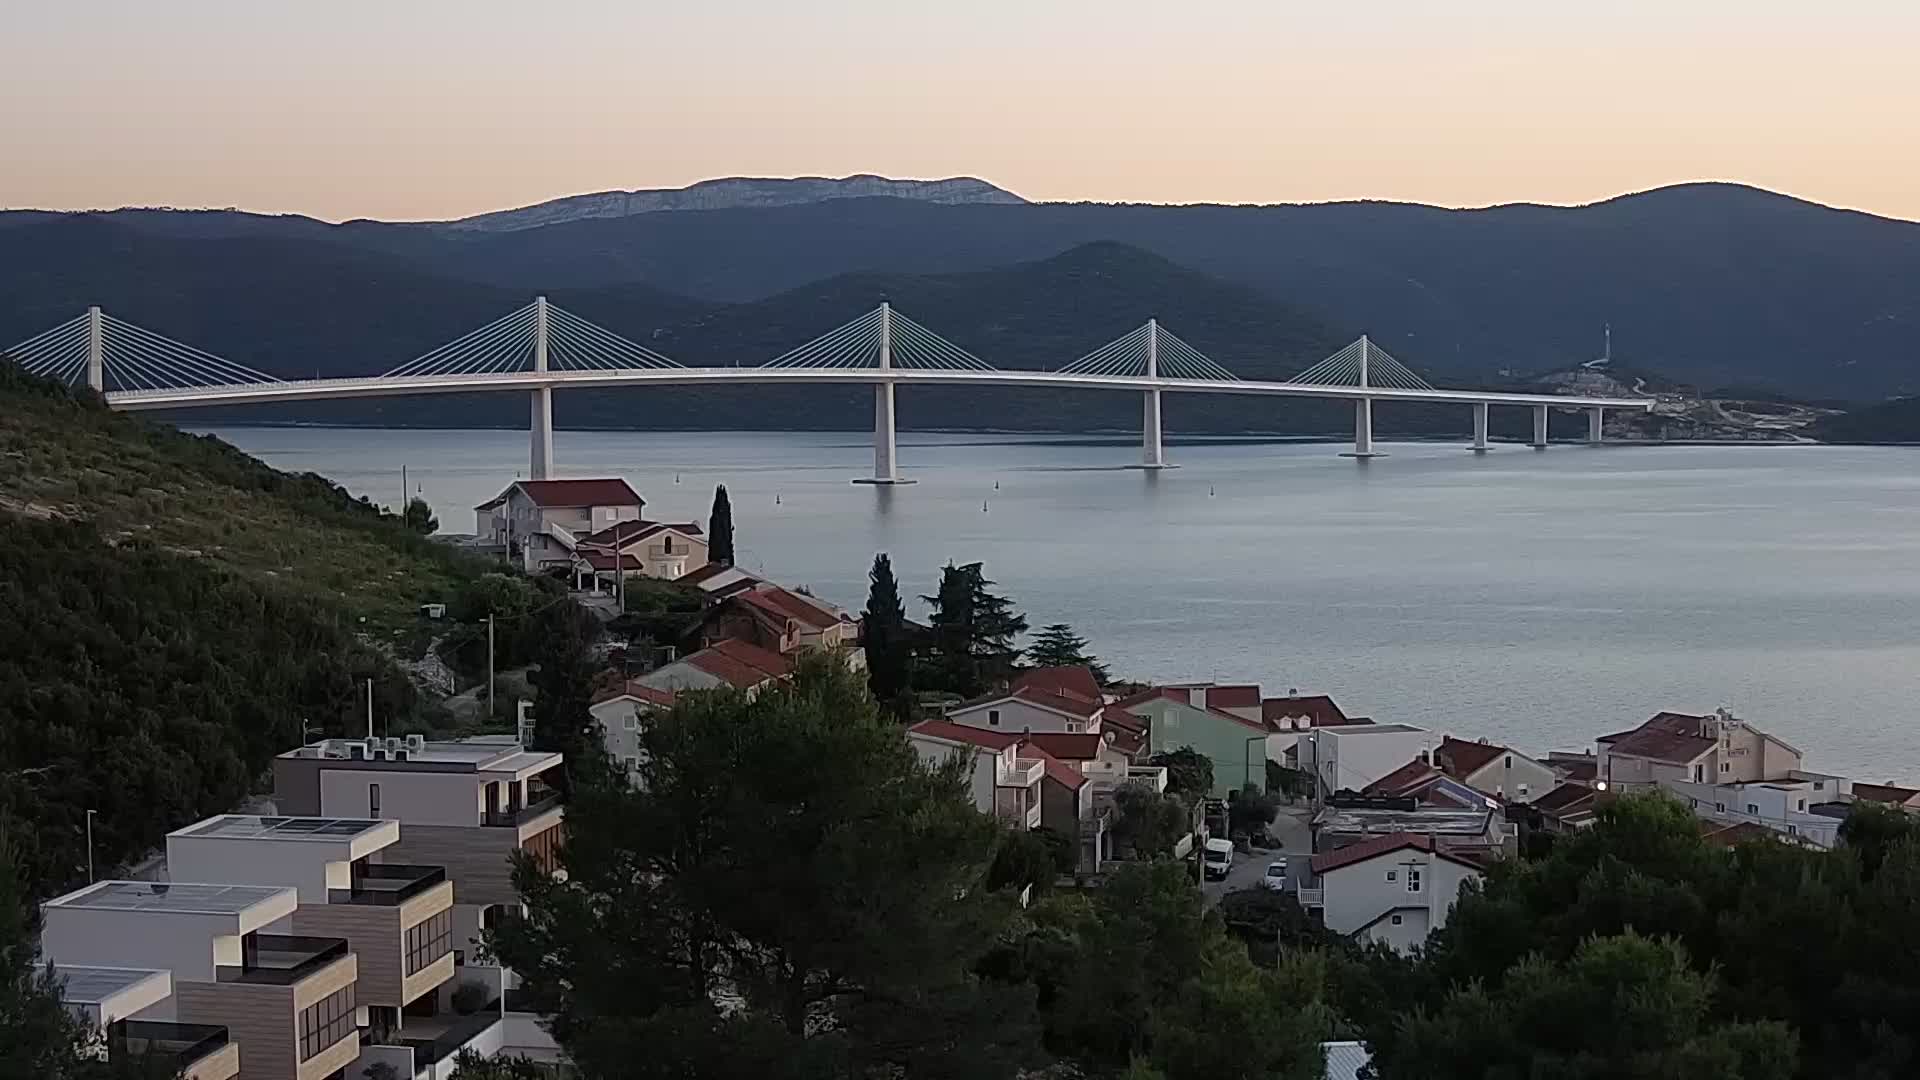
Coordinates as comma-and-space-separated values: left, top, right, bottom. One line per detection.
403, 496, 438, 535
862, 553, 911, 715
922, 562, 1028, 696
1025, 623, 1109, 684
708, 485, 735, 567
527, 599, 614, 791
0, 829, 96, 1080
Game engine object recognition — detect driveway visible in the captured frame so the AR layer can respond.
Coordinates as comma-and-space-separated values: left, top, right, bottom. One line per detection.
1202, 805, 1314, 907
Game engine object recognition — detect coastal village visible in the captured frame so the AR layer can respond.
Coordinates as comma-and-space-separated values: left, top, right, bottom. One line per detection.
27, 471, 1920, 1080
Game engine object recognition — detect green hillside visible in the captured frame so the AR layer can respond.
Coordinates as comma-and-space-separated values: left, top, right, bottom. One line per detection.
0, 363, 495, 894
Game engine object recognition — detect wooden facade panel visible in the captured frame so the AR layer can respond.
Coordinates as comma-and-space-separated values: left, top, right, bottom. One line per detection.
175, 979, 294, 1080
293, 905, 401, 1005
383, 826, 521, 906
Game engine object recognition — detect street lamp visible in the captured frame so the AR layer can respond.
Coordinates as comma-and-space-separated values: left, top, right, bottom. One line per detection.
85, 809, 97, 883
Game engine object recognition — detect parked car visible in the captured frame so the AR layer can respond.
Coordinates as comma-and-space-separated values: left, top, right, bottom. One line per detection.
1202, 837, 1235, 880
1262, 859, 1288, 891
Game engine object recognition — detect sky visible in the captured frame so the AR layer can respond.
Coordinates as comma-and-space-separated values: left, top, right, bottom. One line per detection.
3, 1, 1918, 222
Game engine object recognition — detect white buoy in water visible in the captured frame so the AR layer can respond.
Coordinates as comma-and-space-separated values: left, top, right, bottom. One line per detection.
1209, 485, 1216, 496
982, 500, 989, 513
776, 494, 782, 505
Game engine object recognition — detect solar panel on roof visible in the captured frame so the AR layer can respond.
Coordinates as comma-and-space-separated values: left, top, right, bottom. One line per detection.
183, 816, 384, 841
57, 967, 166, 1004
65, 881, 287, 914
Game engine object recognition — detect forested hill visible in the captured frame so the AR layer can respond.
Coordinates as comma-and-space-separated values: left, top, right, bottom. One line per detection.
0, 363, 491, 895
8, 182, 1918, 398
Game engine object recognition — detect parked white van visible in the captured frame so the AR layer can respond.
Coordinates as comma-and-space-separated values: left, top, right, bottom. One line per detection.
1203, 837, 1235, 880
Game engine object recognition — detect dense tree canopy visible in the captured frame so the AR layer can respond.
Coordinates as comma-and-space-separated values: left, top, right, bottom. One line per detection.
1148, 748, 1215, 802
402, 495, 438, 534
1025, 624, 1109, 684
921, 561, 1027, 696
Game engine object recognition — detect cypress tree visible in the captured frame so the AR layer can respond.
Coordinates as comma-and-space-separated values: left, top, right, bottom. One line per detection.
708, 485, 735, 567
863, 553, 910, 714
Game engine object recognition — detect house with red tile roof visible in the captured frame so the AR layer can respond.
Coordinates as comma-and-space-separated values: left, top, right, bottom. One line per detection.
1261, 693, 1352, 731
1852, 782, 1920, 811
473, 478, 646, 570
572, 519, 707, 582
1531, 781, 1601, 832
700, 585, 860, 657
587, 679, 680, 775
1306, 832, 1485, 954
946, 681, 1106, 738
635, 638, 793, 697
1433, 737, 1557, 804
1597, 709, 1802, 789
1122, 693, 1279, 799
906, 719, 1114, 871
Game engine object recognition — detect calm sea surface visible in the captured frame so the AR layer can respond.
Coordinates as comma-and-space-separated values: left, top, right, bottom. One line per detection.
200, 427, 1920, 781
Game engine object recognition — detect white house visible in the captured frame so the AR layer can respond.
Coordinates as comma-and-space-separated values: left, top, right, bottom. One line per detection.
1433, 737, 1558, 804
1308, 833, 1484, 954
1296, 723, 1439, 799
571, 519, 707, 583
946, 683, 1104, 736
1663, 772, 1851, 848
906, 719, 1046, 831
472, 478, 645, 570
588, 680, 679, 777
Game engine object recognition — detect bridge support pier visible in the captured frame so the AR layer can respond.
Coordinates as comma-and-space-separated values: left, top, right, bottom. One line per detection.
1532, 404, 1549, 449
1126, 389, 1177, 469
1340, 398, 1382, 458
1587, 406, 1605, 445
853, 382, 914, 485
530, 388, 554, 480
1469, 401, 1490, 452
86, 306, 103, 392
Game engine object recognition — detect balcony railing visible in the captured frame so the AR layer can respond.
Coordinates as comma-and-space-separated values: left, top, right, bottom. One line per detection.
402, 1000, 503, 1067
217, 934, 350, 985
483, 790, 563, 827
996, 757, 1045, 789
111, 1020, 230, 1072
330, 864, 447, 906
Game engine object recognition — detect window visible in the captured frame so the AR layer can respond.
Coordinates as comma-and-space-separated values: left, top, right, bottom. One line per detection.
988, 710, 1000, 727
1066, 722, 1082, 733
1797, 799, 1806, 812
1504, 756, 1512, 770
299, 984, 356, 1061
1715, 802, 1725, 812
368, 783, 381, 817
1390, 914, 1403, 926
1746, 803, 1759, 815
664, 535, 675, 554
624, 713, 638, 731
1385, 870, 1396, 882
1407, 867, 1423, 893
1721, 762, 1731, 773
405, 909, 452, 976
1518, 783, 1530, 797
1788, 825, 1798, 836
523, 822, 564, 875
1814, 781, 1825, 790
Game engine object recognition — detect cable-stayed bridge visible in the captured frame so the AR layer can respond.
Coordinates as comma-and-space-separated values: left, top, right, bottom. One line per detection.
6, 299, 1647, 481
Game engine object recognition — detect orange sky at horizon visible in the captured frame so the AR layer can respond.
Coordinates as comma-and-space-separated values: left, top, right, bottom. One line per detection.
3, 1, 1917, 224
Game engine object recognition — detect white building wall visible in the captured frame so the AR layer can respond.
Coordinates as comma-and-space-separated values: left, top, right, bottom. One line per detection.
909, 737, 997, 814
1464, 753, 1559, 803
1309, 728, 1438, 795
588, 504, 644, 532
1321, 851, 1480, 955
165, 837, 345, 905
318, 769, 484, 826
948, 698, 1087, 735
42, 910, 227, 986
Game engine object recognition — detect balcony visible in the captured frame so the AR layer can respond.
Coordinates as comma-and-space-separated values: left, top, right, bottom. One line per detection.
217, 934, 350, 985
1079, 802, 1114, 837
111, 1020, 236, 1079
401, 998, 504, 1068
329, 864, 447, 906
996, 757, 1045, 789
482, 790, 563, 828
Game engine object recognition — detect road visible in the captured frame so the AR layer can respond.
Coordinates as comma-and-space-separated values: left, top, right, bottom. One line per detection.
1202, 805, 1314, 907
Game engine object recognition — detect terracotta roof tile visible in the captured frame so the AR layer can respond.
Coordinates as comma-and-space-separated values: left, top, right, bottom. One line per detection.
1309, 832, 1485, 876
1013, 666, 1103, 705
577, 520, 703, 548
1262, 694, 1350, 727
1435, 737, 1508, 780
1532, 781, 1598, 816
1027, 745, 1088, 791
1205, 684, 1262, 710
591, 680, 679, 707
684, 639, 793, 689
1365, 759, 1442, 797
1023, 732, 1104, 761
744, 586, 845, 630
1853, 783, 1920, 806
1605, 712, 1716, 765
481, 478, 642, 510
908, 718, 1021, 751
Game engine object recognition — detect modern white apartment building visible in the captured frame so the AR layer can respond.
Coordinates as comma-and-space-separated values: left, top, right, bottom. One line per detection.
60, 966, 241, 1080
43, 881, 360, 1080
164, 814, 499, 1075
273, 736, 565, 990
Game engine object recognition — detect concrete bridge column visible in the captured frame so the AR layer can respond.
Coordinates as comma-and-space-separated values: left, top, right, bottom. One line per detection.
530, 296, 554, 479
1131, 319, 1174, 469
1532, 404, 1549, 449
86, 306, 103, 392
855, 303, 913, 484
1470, 401, 1490, 452
1587, 406, 1605, 445
1341, 398, 1380, 458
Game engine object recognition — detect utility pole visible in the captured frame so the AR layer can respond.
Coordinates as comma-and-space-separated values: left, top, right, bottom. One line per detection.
616, 522, 627, 613
401, 464, 407, 516
365, 678, 375, 740
487, 614, 496, 721
85, 809, 97, 883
